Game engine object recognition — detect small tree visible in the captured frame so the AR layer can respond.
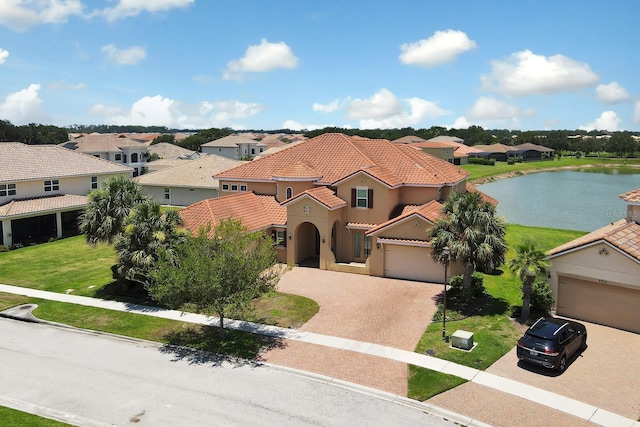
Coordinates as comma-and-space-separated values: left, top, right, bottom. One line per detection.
149, 219, 285, 338
509, 240, 550, 321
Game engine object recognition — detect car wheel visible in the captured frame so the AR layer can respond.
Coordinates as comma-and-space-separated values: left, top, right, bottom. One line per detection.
581, 333, 587, 350
558, 355, 567, 372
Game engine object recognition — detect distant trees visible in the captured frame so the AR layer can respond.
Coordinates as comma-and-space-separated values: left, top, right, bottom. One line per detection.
606, 132, 637, 157
176, 127, 233, 151
0, 120, 69, 145
150, 134, 175, 145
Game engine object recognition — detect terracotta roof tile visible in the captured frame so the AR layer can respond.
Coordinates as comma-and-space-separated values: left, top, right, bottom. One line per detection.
180, 192, 286, 235
0, 142, 132, 182
61, 134, 147, 152
148, 143, 197, 159
215, 133, 469, 187
620, 189, 640, 203
547, 219, 640, 261
283, 187, 347, 210
367, 199, 443, 235
466, 185, 499, 206
0, 194, 87, 218
273, 162, 323, 180
136, 155, 243, 188
346, 222, 377, 229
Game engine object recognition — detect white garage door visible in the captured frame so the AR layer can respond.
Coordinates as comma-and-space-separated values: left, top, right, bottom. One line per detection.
557, 275, 640, 334
384, 245, 443, 283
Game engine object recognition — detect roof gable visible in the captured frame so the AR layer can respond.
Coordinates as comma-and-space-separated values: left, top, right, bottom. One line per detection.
367, 200, 443, 236
282, 187, 346, 210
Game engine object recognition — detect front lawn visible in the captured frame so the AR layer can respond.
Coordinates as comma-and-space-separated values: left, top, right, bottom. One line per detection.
0, 406, 69, 427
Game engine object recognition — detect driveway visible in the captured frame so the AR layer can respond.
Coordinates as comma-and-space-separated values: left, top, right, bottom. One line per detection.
260, 267, 443, 395
429, 320, 640, 424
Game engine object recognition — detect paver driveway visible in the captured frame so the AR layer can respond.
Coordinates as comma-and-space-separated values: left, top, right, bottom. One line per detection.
260, 267, 443, 395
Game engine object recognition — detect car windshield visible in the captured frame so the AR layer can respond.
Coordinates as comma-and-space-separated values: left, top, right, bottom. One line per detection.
528, 321, 562, 339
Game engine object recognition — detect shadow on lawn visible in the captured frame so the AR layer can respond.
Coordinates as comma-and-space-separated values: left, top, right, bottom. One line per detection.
434, 290, 510, 322
94, 280, 159, 306
159, 325, 286, 367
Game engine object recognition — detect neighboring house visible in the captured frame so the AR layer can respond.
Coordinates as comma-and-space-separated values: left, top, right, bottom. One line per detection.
470, 143, 554, 161
61, 134, 149, 176
392, 135, 427, 144
145, 159, 191, 174
180, 133, 493, 283
0, 142, 132, 247
136, 154, 244, 206
200, 134, 267, 160
148, 142, 200, 160
405, 136, 482, 165
546, 189, 640, 333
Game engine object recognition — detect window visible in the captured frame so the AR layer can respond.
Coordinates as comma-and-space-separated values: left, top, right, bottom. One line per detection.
274, 230, 287, 247
93, 154, 100, 158
115, 153, 122, 161
260, 148, 264, 152
364, 236, 371, 258
286, 187, 293, 199
251, 148, 255, 155
164, 187, 171, 200
353, 232, 362, 258
131, 153, 139, 163
133, 167, 139, 177
303, 205, 310, 214
0, 183, 16, 197
44, 180, 59, 192
222, 184, 229, 191
351, 187, 373, 209
231, 184, 238, 191
240, 185, 247, 191
91, 176, 98, 190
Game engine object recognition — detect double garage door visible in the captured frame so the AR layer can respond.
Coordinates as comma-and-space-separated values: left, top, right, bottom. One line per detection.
384, 245, 443, 283
557, 276, 640, 334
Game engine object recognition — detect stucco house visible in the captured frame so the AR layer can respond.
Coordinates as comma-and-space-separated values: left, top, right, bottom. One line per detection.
0, 142, 132, 247
136, 154, 244, 206
547, 189, 640, 333
61, 134, 149, 176
147, 142, 200, 160
200, 134, 266, 160
180, 133, 494, 283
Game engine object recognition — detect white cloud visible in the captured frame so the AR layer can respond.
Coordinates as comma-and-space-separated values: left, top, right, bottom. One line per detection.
92, 95, 265, 129
0, 83, 48, 124
282, 120, 332, 132
223, 39, 298, 80
0, 48, 8, 64
481, 50, 599, 96
344, 88, 450, 129
450, 116, 470, 129
47, 80, 86, 90
467, 96, 534, 120
313, 98, 344, 113
579, 111, 621, 131
0, 0, 83, 31
596, 82, 629, 104
102, 44, 146, 66
99, 0, 194, 21
633, 101, 640, 125
399, 30, 476, 67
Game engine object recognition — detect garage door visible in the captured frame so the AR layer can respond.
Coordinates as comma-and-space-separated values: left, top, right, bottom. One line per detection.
384, 245, 443, 282
557, 276, 640, 334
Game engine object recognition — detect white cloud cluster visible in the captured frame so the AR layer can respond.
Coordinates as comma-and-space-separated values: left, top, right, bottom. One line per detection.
98, 0, 194, 21
467, 96, 534, 121
399, 30, 476, 67
282, 120, 333, 132
579, 111, 621, 131
91, 95, 265, 129
0, 0, 83, 31
224, 39, 298, 80
0, 83, 48, 124
0, 48, 9, 64
344, 88, 450, 129
595, 82, 629, 104
101, 44, 146, 66
481, 50, 599, 96
313, 98, 342, 113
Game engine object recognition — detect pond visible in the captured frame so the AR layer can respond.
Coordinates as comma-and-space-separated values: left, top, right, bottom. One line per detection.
476, 169, 640, 231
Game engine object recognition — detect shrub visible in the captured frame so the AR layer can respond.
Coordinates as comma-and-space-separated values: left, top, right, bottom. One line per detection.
0, 245, 9, 252
468, 157, 495, 166
447, 272, 486, 302
507, 158, 516, 165
530, 280, 555, 315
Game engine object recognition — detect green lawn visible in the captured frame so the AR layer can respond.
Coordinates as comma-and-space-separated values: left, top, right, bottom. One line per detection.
0, 406, 69, 427
461, 157, 640, 182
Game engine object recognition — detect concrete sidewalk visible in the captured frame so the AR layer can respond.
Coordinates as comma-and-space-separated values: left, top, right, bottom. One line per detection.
1, 284, 638, 427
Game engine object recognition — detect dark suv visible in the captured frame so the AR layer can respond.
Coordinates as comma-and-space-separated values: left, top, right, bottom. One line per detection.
516, 317, 587, 372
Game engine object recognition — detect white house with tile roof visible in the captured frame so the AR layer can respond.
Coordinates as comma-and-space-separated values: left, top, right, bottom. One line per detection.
61, 134, 149, 176
0, 142, 132, 247
546, 189, 640, 333
135, 154, 244, 206
180, 133, 493, 282
200, 134, 267, 160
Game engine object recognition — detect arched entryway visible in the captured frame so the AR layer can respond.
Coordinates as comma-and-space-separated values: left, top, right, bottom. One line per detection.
296, 221, 320, 267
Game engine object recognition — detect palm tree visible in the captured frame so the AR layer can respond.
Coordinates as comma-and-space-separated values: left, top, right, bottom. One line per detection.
509, 240, 550, 321
114, 200, 186, 288
428, 191, 508, 290
78, 175, 147, 246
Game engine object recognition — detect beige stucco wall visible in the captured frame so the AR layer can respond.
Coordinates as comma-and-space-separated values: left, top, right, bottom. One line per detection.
275, 181, 316, 202
399, 186, 442, 205
548, 242, 640, 299
335, 174, 397, 225
627, 205, 640, 222
201, 146, 239, 159
420, 147, 454, 163
142, 185, 219, 207
218, 180, 276, 197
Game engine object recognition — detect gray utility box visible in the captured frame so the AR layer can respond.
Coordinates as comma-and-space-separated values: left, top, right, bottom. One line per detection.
451, 330, 474, 350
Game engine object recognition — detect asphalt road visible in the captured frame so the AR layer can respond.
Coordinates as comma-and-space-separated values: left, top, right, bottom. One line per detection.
0, 318, 455, 426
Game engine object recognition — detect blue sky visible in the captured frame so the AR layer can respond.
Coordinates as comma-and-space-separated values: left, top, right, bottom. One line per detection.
1, 1, 639, 132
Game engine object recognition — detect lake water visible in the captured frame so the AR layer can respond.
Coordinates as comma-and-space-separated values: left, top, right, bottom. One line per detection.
476, 169, 640, 231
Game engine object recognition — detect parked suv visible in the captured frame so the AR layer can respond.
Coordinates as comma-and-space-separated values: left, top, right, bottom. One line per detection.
516, 317, 587, 372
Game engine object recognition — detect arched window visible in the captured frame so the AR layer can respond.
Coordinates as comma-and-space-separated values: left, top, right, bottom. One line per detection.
131, 152, 139, 163
286, 187, 293, 199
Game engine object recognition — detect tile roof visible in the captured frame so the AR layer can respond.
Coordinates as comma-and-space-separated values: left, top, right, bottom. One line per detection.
179, 192, 287, 235
547, 219, 640, 261
620, 189, 640, 204
283, 187, 347, 210
466, 185, 499, 206
392, 135, 427, 144
511, 142, 554, 152
148, 143, 197, 159
61, 134, 148, 152
201, 134, 263, 147
136, 155, 244, 188
146, 159, 191, 173
0, 194, 87, 218
427, 136, 465, 144
273, 162, 323, 181
0, 142, 132, 182
216, 133, 469, 187
472, 143, 514, 154
367, 199, 443, 235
